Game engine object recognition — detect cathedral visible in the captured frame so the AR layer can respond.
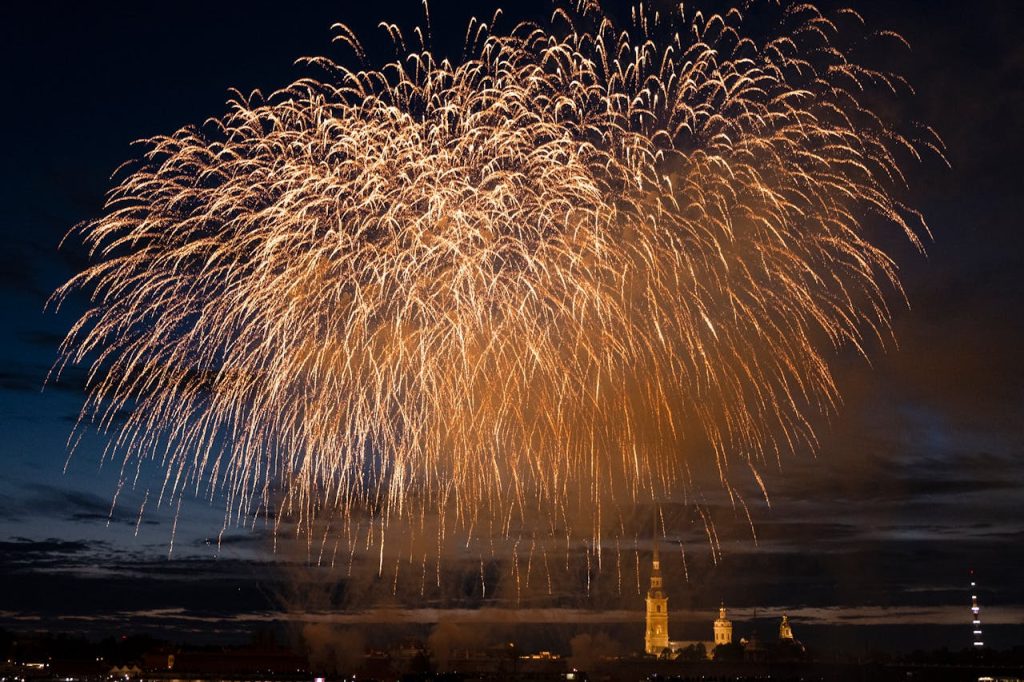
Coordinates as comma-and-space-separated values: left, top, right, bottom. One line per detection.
643, 541, 669, 655
643, 549, 802, 660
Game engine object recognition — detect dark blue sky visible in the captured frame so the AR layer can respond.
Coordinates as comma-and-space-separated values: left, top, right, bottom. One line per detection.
0, 0, 1021, 652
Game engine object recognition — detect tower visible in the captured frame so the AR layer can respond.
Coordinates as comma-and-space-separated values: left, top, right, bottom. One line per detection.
970, 570, 984, 648
644, 539, 669, 655
779, 614, 794, 641
713, 604, 733, 646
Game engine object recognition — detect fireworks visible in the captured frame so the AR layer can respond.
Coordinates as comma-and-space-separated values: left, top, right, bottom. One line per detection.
53, 1, 939, 570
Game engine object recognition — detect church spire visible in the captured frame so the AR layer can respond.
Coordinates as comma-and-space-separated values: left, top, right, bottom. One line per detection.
644, 508, 669, 655
652, 512, 661, 569
648, 510, 663, 596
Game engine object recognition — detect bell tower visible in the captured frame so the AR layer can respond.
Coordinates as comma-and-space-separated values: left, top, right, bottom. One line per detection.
644, 537, 669, 655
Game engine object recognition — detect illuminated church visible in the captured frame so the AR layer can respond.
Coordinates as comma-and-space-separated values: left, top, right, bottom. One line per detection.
643, 541, 669, 654
644, 542, 718, 657
643, 548, 801, 660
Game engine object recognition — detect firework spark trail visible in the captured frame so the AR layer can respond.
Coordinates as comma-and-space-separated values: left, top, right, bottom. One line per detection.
53, 1, 940, 565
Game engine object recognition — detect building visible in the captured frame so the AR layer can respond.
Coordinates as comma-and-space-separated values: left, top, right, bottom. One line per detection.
775, 614, 807, 661
714, 604, 733, 645
644, 544, 718, 659
641, 545, 804, 661
779, 614, 793, 641
644, 540, 669, 655
639, 550, 804, 663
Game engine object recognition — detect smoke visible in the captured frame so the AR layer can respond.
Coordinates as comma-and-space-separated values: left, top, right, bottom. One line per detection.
427, 622, 490, 671
301, 624, 367, 674
568, 631, 622, 671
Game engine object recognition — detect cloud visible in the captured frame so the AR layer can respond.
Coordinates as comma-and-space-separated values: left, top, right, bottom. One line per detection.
0, 610, 42, 622
1, 483, 158, 528
0, 363, 88, 395
16, 603, 1024, 630
0, 538, 92, 556
198, 530, 274, 548
17, 330, 67, 350
55, 607, 646, 626
778, 604, 1024, 627
0, 368, 39, 393
0, 241, 48, 298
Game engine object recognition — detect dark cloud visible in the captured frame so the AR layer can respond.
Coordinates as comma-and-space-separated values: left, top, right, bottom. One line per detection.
204, 532, 274, 548
0, 368, 39, 393
0, 243, 47, 298
43, 366, 90, 394
0, 363, 87, 395
0, 538, 91, 556
17, 330, 66, 350
0, 553, 283, 631
0, 484, 158, 528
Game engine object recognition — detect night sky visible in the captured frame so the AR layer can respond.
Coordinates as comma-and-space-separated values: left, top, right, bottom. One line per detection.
0, 0, 1022, 654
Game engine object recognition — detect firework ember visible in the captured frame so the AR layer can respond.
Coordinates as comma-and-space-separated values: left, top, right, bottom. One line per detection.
53, 0, 940, 569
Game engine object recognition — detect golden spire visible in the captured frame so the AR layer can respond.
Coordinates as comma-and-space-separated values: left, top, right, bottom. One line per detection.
648, 509, 663, 597
652, 510, 660, 566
